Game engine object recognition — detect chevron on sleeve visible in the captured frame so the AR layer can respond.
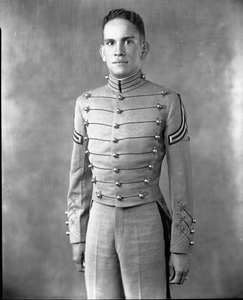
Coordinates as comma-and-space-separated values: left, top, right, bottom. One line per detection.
168, 95, 188, 145
73, 128, 83, 145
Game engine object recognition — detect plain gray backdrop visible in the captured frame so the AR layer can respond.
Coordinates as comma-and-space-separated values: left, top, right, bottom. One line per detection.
2, 0, 243, 298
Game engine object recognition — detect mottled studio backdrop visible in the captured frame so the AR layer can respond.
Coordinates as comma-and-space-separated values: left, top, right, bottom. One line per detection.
2, 0, 243, 298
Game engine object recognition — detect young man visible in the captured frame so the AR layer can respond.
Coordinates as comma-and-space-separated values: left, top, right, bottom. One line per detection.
66, 8, 195, 299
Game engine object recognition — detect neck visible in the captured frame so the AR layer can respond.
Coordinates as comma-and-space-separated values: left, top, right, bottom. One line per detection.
107, 69, 146, 93
110, 69, 141, 81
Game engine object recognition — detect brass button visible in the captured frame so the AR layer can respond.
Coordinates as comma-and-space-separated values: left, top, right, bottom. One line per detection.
91, 177, 96, 183
157, 103, 166, 110
118, 95, 124, 100
84, 137, 89, 141
190, 241, 195, 246
155, 133, 160, 140
113, 153, 119, 158
96, 192, 102, 199
156, 118, 163, 125
88, 164, 93, 169
84, 93, 91, 99
144, 178, 151, 185
65, 221, 69, 225
116, 182, 121, 187
190, 229, 196, 234
152, 148, 158, 154
64, 211, 68, 215
84, 120, 89, 127
117, 109, 122, 114
114, 168, 119, 173
84, 106, 90, 112
117, 196, 123, 201
192, 219, 197, 224
161, 90, 167, 96
66, 231, 70, 235
114, 123, 119, 129
139, 193, 145, 199
85, 150, 90, 155
113, 138, 118, 143
148, 163, 155, 170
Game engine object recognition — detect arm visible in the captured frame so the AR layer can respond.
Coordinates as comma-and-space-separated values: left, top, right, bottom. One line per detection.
66, 96, 93, 270
164, 93, 195, 284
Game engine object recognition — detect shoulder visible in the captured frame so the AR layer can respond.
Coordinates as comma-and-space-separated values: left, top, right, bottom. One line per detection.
144, 80, 180, 111
144, 81, 188, 126
77, 84, 111, 104
144, 80, 178, 99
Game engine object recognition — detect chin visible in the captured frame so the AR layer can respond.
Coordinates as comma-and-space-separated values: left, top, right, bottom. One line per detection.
111, 68, 132, 78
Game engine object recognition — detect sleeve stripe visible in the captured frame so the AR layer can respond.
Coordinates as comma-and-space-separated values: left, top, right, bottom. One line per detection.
73, 128, 83, 145
168, 97, 188, 145
170, 227, 191, 250
70, 227, 81, 239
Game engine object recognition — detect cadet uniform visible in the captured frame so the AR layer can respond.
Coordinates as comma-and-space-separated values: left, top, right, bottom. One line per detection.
66, 70, 195, 299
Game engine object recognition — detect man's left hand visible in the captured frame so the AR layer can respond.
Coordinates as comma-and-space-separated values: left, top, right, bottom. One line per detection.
169, 253, 189, 285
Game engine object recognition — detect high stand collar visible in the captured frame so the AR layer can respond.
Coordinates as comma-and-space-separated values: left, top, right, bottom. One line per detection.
107, 70, 146, 93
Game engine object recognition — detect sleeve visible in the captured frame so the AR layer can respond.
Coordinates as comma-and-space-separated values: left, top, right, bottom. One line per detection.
164, 93, 196, 254
66, 96, 93, 243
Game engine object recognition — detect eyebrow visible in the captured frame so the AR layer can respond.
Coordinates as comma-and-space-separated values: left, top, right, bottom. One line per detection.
104, 36, 136, 42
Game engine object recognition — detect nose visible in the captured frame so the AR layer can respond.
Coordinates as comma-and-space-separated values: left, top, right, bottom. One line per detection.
114, 42, 125, 56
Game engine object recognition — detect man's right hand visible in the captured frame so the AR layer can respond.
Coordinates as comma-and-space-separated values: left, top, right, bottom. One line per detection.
72, 242, 85, 272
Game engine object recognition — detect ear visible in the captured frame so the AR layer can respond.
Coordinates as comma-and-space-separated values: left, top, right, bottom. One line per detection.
100, 45, 106, 62
141, 41, 150, 60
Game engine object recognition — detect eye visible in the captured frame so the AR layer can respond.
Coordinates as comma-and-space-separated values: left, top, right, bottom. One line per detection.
105, 41, 114, 46
124, 40, 132, 45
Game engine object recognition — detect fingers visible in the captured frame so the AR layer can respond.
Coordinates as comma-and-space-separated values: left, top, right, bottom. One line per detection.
169, 262, 175, 281
169, 270, 189, 285
180, 271, 189, 284
74, 251, 85, 272
75, 261, 85, 272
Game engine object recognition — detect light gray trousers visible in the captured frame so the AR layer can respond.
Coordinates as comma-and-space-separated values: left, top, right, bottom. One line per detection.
85, 201, 168, 299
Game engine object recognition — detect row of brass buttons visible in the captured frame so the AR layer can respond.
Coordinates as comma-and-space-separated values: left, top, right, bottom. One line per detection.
86, 148, 158, 163
87, 162, 155, 173
83, 104, 167, 114
83, 89, 169, 100
83, 118, 164, 128
91, 177, 151, 185
64, 211, 69, 235
96, 191, 148, 201
84, 136, 160, 143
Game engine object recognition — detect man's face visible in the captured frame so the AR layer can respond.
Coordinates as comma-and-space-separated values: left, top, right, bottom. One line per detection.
100, 18, 145, 79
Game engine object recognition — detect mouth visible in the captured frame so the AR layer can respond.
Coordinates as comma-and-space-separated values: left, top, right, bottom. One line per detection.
113, 61, 128, 64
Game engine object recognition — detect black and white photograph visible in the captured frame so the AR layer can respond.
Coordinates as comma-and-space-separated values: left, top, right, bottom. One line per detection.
2, 0, 243, 299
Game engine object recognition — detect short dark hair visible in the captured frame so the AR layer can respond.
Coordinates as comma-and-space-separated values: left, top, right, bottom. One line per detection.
102, 8, 145, 40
